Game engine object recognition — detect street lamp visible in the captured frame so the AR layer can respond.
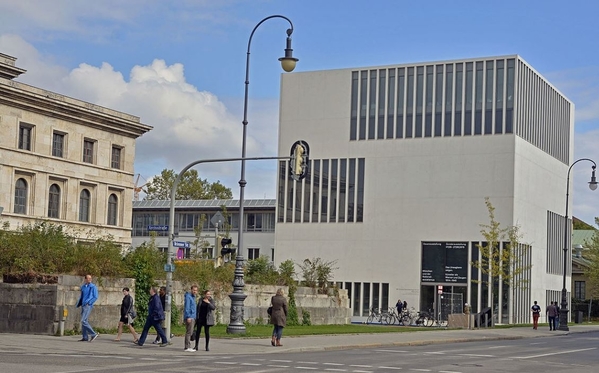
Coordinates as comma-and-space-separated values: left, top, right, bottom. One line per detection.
227, 15, 298, 334
559, 158, 597, 331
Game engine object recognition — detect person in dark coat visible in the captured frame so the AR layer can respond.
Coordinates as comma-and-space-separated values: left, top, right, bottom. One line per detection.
194, 289, 216, 351
136, 287, 169, 347
115, 287, 139, 342
270, 288, 288, 347
153, 286, 167, 344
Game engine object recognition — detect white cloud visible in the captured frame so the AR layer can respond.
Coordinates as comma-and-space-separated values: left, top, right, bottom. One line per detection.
0, 36, 279, 200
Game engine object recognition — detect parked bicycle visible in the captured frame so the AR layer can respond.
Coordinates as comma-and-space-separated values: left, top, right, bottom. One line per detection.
414, 309, 434, 327
387, 307, 412, 326
366, 307, 393, 325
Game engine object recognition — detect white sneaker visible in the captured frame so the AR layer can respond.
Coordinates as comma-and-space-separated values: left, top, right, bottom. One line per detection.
184, 348, 195, 352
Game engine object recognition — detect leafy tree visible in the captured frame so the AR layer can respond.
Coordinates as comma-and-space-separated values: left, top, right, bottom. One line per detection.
144, 169, 233, 200
583, 217, 599, 298
472, 197, 531, 318
298, 257, 338, 294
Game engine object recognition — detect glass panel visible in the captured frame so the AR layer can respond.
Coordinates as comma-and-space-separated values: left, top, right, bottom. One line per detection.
303, 159, 311, 223
368, 70, 376, 140
454, 63, 463, 136
445, 64, 453, 136
312, 160, 321, 223
353, 283, 361, 316
405, 67, 414, 138
435, 65, 443, 137
386, 69, 395, 139
495, 60, 504, 134
425, 65, 434, 137
19, 126, 32, 151
464, 62, 473, 136
79, 189, 90, 222
14, 178, 28, 214
350, 71, 358, 140
111, 147, 121, 169
396, 68, 405, 138
485, 60, 494, 134
359, 71, 367, 140
295, 179, 301, 223
363, 282, 371, 315
329, 159, 338, 222
347, 159, 356, 222
373, 283, 380, 311
286, 162, 294, 223
474, 61, 483, 135
48, 184, 60, 218
378, 69, 386, 139
506, 59, 515, 133
357, 158, 365, 222
415, 66, 424, 138
107, 194, 118, 225
339, 159, 346, 223
277, 161, 285, 223
52, 133, 64, 157
321, 160, 329, 222
382, 283, 389, 310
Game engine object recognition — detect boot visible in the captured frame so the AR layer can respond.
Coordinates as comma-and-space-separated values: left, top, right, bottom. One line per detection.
276, 338, 282, 347
271, 336, 276, 346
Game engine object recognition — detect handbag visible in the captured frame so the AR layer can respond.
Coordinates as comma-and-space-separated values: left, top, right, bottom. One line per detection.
267, 306, 273, 316
128, 308, 137, 319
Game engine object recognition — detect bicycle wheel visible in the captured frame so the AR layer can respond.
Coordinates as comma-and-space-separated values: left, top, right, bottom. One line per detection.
424, 316, 434, 327
438, 319, 448, 327
400, 314, 411, 326
366, 314, 374, 324
383, 313, 394, 325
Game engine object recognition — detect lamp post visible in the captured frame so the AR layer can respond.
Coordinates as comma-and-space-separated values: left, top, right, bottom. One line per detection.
227, 15, 298, 334
559, 158, 597, 331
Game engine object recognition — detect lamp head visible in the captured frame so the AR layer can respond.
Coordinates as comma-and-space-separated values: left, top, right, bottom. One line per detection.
279, 30, 298, 72
589, 166, 598, 191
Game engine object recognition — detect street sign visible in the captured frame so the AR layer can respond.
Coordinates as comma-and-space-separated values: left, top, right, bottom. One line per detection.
173, 241, 190, 248
164, 263, 175, 272
211, 211, 225, 227
148, 225, 168, 231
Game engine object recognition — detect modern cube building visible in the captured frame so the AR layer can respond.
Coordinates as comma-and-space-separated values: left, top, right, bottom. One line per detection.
275, 55, 574, 323
0, 53, 152, 245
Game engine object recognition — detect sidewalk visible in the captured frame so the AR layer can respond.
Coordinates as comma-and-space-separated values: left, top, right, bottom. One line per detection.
1, 324, 598, 357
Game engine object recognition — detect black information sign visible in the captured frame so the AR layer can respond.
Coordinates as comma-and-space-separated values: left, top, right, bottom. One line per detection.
421, 242, 468, 284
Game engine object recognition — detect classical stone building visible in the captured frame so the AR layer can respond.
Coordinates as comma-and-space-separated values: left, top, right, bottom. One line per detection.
0, 53, 152, 245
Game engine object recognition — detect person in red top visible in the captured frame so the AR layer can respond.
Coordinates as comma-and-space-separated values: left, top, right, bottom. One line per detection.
531, 301, 541, 330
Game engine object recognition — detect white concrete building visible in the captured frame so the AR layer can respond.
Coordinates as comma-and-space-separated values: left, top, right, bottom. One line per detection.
0, 53, 152, 245
275, 55, 574, 323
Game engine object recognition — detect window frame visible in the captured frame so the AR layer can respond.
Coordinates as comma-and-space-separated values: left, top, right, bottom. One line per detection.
14, 178, 28, 214
48, 183, 61, 218
111, 146, 122, 169
79, 189, 91, 222
107, 193, 118, 226
52, 132, 65, 158
18, 124, 33, 151
83, 139, 95, 164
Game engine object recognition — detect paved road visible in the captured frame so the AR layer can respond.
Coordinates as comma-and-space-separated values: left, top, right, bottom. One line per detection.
1, 325, 598, 372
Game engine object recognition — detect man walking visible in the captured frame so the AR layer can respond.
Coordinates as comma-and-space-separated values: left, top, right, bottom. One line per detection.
531, 301, 541, 330
546, 301, 557, 331
136, 287, 170, 347
183, 285, 198, 352
76, 274, 99, 342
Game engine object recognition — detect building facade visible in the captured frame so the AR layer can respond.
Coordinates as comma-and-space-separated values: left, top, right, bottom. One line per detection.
131, 199, 276, 261
275, 55, 574, 323
0, 53, 152, 245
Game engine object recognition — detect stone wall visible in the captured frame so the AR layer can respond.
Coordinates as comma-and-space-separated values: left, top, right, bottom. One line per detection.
0, 276, 351, 335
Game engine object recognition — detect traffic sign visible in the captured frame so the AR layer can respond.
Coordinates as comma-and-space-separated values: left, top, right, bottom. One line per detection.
211, 212, 225, 227
173, 241, 190, 248
148, 225, 168, 231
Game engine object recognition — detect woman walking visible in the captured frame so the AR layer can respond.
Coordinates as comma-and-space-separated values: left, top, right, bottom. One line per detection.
194, 290, 215, 351
115, 287, 139, 342
270, 288, 288, 347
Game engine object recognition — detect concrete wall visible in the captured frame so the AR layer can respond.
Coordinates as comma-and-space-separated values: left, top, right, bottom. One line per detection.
0, 276, 351, 335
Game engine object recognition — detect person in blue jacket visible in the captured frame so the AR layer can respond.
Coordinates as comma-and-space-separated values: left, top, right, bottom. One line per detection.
183, 285, 198, 352
136, 287, 170, 347
76, 274, 99, 342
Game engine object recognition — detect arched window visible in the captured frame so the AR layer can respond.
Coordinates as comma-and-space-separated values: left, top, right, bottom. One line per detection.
79, 189, 91, 222
48, 184, 61, 218
14, 178, 28, 214
107, 193, 118, 226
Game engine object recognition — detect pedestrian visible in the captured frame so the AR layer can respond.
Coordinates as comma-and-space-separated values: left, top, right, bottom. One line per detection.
152, 286, 167, 344
115, 287, 139, 342
194, 289, 216, 351
270, 288, 288, 347
554, 301, 561, 330
531, 300, 541, 330
396, 299, 403, 315
76, 274, 100, 342
135, 286, 170, 347
183, 285, 198, 352
546, 301, 557, 331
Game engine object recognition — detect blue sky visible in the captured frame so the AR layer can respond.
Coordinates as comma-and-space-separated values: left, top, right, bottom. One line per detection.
1, 0, 598, 225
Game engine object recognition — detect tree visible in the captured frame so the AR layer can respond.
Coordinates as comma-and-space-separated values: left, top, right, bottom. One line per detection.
583, 218, 599, 298
472, 197, 531, 320
144, 169, 233, 200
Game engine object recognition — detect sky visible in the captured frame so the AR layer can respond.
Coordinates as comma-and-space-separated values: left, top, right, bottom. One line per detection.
0, 0, 598, 225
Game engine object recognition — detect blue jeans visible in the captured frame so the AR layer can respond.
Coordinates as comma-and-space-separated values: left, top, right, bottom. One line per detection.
138, 317, 167, 346
548, 316, 556, 330
554, 317, 559, 330
80, 305, 97, 340
272, 325, 284, 340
